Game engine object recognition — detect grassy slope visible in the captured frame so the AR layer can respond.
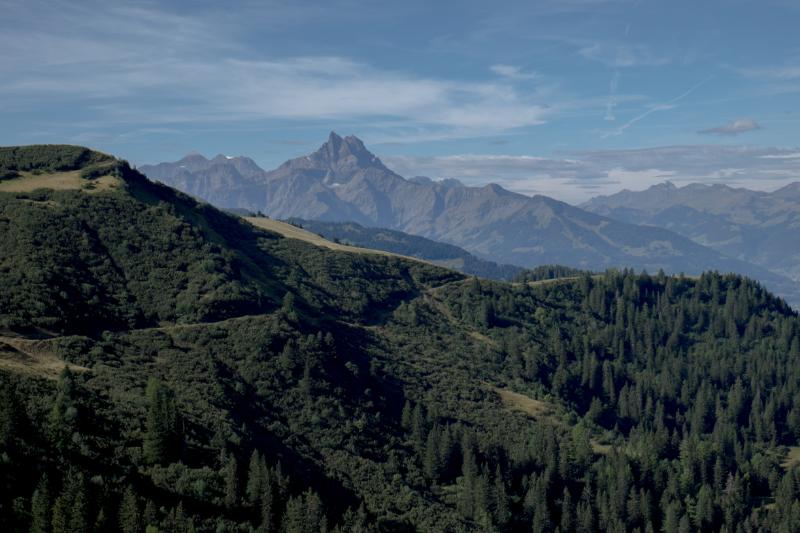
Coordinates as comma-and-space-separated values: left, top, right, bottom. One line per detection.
0, 170, 121, 193
244, 216, 431, 265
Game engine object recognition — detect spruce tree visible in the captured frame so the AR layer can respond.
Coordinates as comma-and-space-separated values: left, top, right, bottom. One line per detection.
68, 473, 87, 533
282, 495, 305, 533
246, 450, 265, 505
224, 453, 239, 509
30, 475, 50, 533
260, 477, 275, 533
119, 485, 141, 533
560, 487, 573, 532
423, 426, 442, 482
493, 465, 510, 527
143, 378, 180, 465
51, 495, 69, 533
400, 401, 413, 431
143, 500, 158, 530
47, 367, 77, 453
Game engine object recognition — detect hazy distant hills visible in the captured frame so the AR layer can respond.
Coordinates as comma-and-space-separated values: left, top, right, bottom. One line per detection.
140, 133, 800, 306
583, 181, 800, 284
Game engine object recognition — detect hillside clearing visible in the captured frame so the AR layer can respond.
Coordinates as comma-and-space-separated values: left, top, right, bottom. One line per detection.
492, 386, 556, 419
0, 336, 88, 378
492, 385, 616, 455
781, 446, 800, 470
0, 170, 121, 193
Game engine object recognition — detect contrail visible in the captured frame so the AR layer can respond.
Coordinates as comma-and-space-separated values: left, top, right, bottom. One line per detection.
604, 70, 620, 121
602, 75, 714, 138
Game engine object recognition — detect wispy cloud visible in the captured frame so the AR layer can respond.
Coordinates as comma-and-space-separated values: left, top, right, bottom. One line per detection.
758, 152, 800, 160
490, 64, 539, 80
604, 70, 620, 121
699, 118, 761, 136
0, 1, 550, 140
738, 65, 800, 80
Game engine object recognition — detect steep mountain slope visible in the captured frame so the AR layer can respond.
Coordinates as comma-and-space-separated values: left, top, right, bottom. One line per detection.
583, 181, 800, 283
141, 134, 800, 306
3, 145, 800, 532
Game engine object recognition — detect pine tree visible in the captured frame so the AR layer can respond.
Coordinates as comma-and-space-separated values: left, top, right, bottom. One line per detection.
529, 474, 551, 533
458, 434, 477, 518
283, 490, 327, 533
694, 483, 714, 530
472, 470, 492, 530
30, 475, 51, 533
411, 403, 427, 454
47, 367, 78, 453
119, 485, 141, 533
304, 490, 326, 533
68, 473, 87, 533
224, 453, 239, 508
246, 450, 266, 505
259, 476, 275, 533
560, 487, 573, 532
423, 425, 442, 482
661, 501, 680, 533
144, 499, 158, 529
493, 464, 510, 528
401, 401, 413, 431
678, 514, 691, 533
283, 495, 305, 533
281, 292, 298, 322
174, 502, 189, 533
51, 494, 69, 533
576, 487, 594, 533
51, 469, 87, 533
143, 378, 180, 465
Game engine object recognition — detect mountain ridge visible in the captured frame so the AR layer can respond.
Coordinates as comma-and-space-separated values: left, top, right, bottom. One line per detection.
583, 180, 800, 284
140, 134, 800, 306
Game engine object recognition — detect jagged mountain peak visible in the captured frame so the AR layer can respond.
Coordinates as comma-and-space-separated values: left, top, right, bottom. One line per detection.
310, 131, 383, 169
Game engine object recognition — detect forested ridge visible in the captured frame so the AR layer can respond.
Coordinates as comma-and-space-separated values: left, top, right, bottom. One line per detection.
1, 146, 799, 532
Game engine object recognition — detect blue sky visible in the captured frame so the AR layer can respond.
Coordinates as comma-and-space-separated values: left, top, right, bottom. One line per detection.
2, 0, 799, 202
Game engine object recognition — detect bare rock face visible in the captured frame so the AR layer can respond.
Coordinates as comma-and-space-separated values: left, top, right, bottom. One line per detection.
140, 134, 800, 306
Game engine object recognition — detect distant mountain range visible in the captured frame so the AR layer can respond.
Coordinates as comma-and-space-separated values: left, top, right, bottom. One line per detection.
140, 133, 800, 306
583, 181, 800, 284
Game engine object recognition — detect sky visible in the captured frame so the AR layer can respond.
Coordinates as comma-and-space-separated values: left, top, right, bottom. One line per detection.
2, 0, 799, 203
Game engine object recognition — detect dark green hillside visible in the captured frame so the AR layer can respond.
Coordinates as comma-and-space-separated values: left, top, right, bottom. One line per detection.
0, 145, 113, 180
1, 146, 800, 532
